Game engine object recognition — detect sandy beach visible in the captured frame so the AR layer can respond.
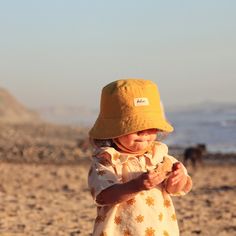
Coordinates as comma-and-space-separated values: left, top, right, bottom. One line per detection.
0, 162, 235, 236
0, 123, 236, 235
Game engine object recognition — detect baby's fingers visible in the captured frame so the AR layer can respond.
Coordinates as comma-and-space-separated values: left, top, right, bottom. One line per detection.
170, 175, 182, 185
145, 171, 165, 187
169, 171, 185, 185
172, 162, 181, 171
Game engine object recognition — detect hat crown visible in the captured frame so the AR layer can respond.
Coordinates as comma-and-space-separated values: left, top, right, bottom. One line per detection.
89, 78, 174, 139
100, 79, 161, 118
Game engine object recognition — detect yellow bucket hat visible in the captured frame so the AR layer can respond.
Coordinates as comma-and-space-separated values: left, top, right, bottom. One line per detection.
89, 79, 174, 139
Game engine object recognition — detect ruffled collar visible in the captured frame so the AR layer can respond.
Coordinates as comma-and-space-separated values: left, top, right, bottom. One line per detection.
95, 141, 168, 166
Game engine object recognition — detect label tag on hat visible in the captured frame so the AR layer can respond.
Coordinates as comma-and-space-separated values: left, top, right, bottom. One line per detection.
134, 97, 149, 106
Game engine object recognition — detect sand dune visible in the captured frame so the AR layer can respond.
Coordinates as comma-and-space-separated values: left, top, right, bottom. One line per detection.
0, 88, 40, 124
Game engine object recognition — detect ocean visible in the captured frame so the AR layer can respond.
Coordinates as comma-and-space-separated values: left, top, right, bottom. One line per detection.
165, 104, 236, 153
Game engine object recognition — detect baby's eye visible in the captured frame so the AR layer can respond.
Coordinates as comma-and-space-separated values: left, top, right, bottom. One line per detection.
137, 130, 146, 135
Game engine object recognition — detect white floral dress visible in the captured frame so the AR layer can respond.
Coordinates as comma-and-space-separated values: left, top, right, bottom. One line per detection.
88, 142, 190, 236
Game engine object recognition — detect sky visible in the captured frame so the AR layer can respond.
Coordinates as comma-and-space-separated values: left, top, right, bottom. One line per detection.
0, 0, 236, 111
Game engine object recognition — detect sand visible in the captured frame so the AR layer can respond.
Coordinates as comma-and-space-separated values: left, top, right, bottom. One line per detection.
0, 161, 235, 236
0, 123, 235, 235
0, 162, 92, 236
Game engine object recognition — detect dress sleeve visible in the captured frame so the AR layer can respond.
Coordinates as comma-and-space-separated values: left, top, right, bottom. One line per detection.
88, 157, 121, 205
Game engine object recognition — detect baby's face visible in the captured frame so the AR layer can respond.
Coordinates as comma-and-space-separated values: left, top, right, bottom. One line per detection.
117, 129, 158, 152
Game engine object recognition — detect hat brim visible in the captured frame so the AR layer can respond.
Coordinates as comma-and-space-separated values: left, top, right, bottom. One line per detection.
89, 112, 174, 139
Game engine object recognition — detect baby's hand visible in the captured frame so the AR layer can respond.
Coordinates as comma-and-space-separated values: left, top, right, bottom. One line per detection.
165, 162, 188, 194
134, 170, 167, 191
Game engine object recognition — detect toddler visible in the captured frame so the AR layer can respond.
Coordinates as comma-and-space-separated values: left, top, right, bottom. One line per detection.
88, 79, 192, 236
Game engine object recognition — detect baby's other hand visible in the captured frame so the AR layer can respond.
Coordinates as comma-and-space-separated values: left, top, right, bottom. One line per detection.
170, 162, 186, 185
165, 162, 188, 193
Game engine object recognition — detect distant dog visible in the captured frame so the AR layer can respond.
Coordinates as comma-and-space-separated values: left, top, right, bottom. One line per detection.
183, 144, 207, 169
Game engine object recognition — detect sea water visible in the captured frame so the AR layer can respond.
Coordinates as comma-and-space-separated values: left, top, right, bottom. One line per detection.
165, 104, 236, 153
